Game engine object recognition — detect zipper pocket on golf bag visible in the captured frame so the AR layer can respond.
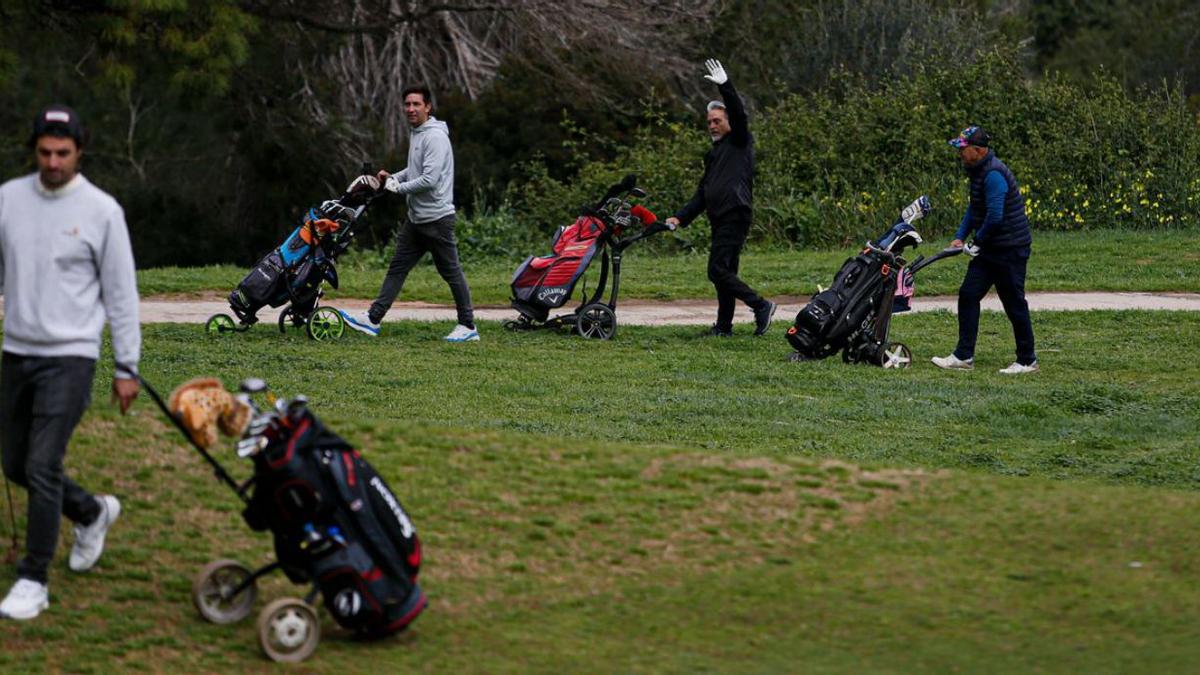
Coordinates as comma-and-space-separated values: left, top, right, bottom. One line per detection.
312, 539, 426, 636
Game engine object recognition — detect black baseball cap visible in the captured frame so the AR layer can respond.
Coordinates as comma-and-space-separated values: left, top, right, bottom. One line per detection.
30, 104, 87, 147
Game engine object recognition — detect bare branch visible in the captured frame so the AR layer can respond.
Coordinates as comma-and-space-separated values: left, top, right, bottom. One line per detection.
270, 0, 719, 163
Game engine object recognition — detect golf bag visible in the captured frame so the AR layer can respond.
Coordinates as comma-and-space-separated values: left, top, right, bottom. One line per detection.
786, 196, 940, 365
510, 213, 610, 323
226, 183, 376, 327
787, 244, 904, 361
241, 398, 426, 637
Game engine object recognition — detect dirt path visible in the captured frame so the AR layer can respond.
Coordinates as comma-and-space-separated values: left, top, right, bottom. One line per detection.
47, 291, 1200, 327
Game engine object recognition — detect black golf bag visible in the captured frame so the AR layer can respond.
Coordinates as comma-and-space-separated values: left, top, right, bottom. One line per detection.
786, 244, 903, 361
241, 399, 426, 637
227, 192, 370, 326
786, 196, 961, 367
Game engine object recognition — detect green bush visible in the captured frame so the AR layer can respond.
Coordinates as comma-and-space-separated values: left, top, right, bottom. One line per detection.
510, 49, 1200, 250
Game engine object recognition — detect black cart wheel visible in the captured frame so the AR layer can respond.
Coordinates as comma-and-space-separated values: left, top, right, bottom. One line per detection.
576, 303, 617, 340
880, 342, 913, 369
192, 559, 257, 624
257, 598, 321, 663
205, 313, 237, 336
306, 307, 345, 341
277, 307, 304, 334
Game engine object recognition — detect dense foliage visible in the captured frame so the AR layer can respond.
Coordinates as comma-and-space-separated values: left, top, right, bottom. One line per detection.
0, 1, 1196, 265
513, 50, 1200, 252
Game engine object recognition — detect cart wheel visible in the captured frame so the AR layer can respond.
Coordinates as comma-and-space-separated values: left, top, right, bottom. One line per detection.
306, 307, 346, 341
205, 314, 237, 336
880, 342, 913, 369
576, 303, 616, 340
277, 307, 304, 334
192, 559, 257, 624
257, 598, 321, 663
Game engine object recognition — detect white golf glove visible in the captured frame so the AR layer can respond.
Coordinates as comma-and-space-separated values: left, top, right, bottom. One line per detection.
704, 59, 728, 85
346, 174, 381, 194
964, 242, 981, 257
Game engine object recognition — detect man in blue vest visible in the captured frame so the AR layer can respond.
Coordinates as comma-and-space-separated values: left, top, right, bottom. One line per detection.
932, 126, 1038, 374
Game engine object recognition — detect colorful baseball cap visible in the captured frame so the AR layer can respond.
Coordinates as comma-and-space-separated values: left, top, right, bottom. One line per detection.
30, 104, 86, 147
948, 125, 990, 149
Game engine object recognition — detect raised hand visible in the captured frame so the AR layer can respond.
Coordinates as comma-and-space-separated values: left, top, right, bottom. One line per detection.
703, 59, 728, 85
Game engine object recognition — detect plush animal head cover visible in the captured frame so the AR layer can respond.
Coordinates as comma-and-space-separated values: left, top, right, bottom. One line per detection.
167, 378, 252, 449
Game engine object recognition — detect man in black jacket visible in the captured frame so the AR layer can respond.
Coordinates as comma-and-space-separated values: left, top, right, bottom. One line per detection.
666, 59, 775, 337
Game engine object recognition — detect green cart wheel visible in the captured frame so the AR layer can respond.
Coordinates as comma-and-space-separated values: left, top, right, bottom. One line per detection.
306, 307, 345, 341
205, 313, 237, 335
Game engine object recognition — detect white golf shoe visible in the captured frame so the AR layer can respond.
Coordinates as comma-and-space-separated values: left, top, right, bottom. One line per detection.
931, 354, 974, 370
999, 361, 1039, 375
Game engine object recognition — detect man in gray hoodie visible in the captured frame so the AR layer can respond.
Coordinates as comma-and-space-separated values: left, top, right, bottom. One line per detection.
340, 85, 478, 341
0, 105, 140, 620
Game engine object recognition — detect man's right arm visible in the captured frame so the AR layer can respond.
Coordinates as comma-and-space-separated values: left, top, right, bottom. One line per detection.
953, 210, 972, 244
673, 182, 706, 228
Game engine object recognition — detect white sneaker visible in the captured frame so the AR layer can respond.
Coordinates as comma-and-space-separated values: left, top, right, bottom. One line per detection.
338, 309, 380, 337
69, 495, 121, 572
999, 361, 1039, 375
0, 579, 49, 620
931, 354, 974, 370
444, 324, 480, 342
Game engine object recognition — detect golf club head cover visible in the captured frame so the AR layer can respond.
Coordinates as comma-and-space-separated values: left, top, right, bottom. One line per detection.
346, 174, 381, 194
900, 195, 931, 225
168, 377, 252, 449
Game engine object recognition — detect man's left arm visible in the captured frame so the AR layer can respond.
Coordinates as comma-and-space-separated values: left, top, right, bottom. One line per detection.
98, 206, 141, 412
719, 80, 750, 146
387, 135, 451, 195
972, 171, 1007, 245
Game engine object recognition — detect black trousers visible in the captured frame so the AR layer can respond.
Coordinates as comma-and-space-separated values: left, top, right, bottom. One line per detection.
707, 220, 766, 330
1, 353, 101, 584
953, 247, 1037, 365
369, 214, 475, 328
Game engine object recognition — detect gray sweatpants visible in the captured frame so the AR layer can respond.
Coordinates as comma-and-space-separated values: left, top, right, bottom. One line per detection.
369, 214, 475, 328
1, 353, 102, 584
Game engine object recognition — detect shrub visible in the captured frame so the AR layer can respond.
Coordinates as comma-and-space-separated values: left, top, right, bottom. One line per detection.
511, 49, 1200, 250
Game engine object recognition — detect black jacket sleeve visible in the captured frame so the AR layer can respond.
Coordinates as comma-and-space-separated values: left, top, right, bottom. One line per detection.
675, 181, 706, 227
719, 80, 750, 147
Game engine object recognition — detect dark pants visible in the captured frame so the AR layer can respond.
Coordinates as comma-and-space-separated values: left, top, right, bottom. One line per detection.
953, 247, 1037, 365
708, 220, 766, 330
369, 214, 475, 328
1, 353, 101, 584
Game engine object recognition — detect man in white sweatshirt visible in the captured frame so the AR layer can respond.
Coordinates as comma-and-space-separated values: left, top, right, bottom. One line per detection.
338, 84, 479, 342
0, 105, 141, 620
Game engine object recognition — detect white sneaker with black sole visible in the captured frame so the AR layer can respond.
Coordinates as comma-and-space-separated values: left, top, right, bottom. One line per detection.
0, 579, 49, 620
69, 495, 121, 573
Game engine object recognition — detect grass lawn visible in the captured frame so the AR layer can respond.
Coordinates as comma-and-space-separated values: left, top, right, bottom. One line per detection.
0, 311, 1197, 671
138, 228, 1200, 301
